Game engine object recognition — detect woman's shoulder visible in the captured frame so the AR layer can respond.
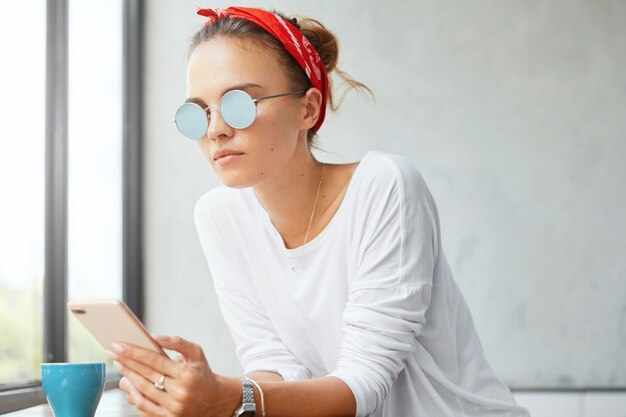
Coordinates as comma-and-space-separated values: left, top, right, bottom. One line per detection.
195, 184, 233, 211
355, 150, 428, 195
193, 184, 249, 225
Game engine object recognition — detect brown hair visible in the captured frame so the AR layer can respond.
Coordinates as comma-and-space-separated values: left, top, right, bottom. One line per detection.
186, 9, 374, 146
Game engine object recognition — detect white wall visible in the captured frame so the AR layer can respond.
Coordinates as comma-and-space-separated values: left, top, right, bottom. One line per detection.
513, 392, 626, 417
143, 0, 626, 413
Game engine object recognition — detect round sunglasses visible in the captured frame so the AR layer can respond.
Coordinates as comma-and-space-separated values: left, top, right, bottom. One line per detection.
174, 89, 307, 140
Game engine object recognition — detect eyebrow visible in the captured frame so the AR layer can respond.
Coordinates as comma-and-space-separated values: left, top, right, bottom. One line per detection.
185, 82, 263, 104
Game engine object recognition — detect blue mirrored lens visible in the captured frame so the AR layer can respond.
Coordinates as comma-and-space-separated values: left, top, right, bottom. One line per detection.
175, 103, 208, 140
220, 90, 256, 129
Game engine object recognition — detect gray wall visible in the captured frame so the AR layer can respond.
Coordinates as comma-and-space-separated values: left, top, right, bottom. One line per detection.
144, 0, 626, 387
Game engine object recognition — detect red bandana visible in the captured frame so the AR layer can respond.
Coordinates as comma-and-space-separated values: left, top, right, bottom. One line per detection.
196, 6, 329, 132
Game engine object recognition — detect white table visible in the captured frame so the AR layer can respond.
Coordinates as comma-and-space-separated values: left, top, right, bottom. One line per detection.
6, 389, 139, 416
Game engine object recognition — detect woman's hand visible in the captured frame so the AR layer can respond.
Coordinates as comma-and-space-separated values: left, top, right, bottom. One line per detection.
106, 335, 240, 417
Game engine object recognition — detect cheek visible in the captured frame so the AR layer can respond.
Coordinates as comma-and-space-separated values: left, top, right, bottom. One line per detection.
257, 111, 300, 154
258, 132, 296, 165
260, 98, 301, 132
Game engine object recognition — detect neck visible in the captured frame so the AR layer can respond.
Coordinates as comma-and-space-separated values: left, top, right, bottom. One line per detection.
252, 148, 326, 249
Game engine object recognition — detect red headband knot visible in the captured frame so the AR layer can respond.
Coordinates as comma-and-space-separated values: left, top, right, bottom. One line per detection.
196, 6, 329, 133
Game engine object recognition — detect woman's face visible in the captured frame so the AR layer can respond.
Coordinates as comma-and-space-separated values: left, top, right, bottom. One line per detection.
186, 37, 309, 188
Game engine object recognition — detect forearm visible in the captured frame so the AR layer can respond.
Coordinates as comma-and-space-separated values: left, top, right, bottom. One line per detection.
264, 376, 356, 417
226, 375, 356, 417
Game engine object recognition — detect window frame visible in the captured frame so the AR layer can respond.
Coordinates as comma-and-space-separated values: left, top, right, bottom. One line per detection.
0, 0, 143, 412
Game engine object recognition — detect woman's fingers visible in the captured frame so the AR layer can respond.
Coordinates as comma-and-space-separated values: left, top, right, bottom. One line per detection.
113, 358, 164, 387
108, 342, 180, 378
152, 335, 207, 362
120, 376, 165, 417
111, 337, 217, 416
119, 376, 130, 394
119, 359, 168, 407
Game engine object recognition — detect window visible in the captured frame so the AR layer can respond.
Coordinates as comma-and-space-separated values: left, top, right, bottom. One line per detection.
0, 0, 46, 386
0, 0, 142, 411
67, 0, 124, 365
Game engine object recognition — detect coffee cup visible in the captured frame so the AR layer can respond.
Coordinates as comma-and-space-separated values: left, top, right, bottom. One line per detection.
40, 362, 106, 417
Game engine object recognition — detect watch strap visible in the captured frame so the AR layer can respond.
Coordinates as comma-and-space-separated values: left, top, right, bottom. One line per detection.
242, 377, 255, 404
232, 376, 256, 417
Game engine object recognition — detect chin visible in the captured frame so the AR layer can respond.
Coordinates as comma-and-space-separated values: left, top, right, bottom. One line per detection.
217, 172, 254, 189
221, 181, 250, 189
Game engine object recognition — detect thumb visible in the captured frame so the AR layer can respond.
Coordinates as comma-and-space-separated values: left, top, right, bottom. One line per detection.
152, 334, 206, 362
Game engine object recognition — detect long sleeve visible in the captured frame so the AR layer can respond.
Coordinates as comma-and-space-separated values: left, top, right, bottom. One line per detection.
192, 151, 528, 417
329, 156, 440, 417
194, 193, 312, 382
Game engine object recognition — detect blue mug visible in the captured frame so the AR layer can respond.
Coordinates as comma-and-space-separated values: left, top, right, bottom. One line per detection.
41, 362, 106, 417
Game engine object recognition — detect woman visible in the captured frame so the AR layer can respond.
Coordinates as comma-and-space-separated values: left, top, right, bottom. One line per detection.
108, 6, 530, 417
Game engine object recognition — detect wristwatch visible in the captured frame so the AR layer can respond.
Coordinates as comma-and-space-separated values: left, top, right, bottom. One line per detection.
232, 376, 256, 417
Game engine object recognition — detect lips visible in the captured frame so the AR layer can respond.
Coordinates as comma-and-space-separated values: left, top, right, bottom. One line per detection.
214, 149, 244, 160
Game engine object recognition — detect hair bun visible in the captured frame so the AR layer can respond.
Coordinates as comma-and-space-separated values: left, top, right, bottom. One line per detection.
294, 16, 373, 114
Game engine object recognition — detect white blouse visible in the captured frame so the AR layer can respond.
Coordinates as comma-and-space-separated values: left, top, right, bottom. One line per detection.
194, 150, 530, 417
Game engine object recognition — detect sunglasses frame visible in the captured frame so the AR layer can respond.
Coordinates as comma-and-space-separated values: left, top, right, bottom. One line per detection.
174, 89, 308, 139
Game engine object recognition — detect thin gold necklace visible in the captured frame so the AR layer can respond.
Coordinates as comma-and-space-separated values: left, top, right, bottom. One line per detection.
291, 162, 326, 272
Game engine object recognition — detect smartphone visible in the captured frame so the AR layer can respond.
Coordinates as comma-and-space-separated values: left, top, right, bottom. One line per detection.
68, 299, 168, 357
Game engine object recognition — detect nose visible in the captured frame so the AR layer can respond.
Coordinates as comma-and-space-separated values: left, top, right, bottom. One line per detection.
206, 105, 234, 140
